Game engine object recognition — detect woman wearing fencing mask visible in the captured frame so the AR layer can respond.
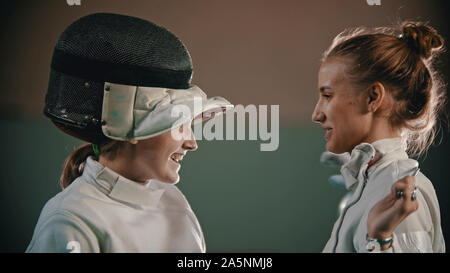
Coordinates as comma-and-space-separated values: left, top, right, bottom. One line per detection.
26, 13, 232, 253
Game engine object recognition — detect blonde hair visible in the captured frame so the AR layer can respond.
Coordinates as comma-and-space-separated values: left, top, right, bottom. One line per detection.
323, 21, 447, 157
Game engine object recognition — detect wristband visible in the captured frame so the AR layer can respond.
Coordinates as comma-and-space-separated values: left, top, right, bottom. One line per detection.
366, 234, 393, 252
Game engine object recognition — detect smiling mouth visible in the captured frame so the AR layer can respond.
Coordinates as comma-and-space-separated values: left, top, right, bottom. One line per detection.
170, 153, 184, 164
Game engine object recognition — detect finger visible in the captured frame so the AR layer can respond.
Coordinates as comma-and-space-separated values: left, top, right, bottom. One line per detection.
391, 178, 419, 214
411, 187, 418, 201
400, 176, 417, 192
390, 180, 408, 199
391, 176, 416, 199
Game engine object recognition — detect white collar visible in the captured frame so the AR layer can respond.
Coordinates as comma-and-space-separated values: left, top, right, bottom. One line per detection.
83, 156, 165, 208
370, 137, 407, 156
340, 137, 407, 190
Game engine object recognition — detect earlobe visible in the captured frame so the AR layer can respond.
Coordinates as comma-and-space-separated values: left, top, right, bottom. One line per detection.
129, 140, 139, 145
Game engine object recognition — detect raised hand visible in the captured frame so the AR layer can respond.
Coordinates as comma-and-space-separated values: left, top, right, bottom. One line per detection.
367, 176, 419, 248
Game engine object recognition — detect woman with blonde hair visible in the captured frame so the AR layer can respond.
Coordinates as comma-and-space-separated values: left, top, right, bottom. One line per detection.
313, 21, 446, 252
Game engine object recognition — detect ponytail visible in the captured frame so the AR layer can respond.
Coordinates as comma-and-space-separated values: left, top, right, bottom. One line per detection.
60, 144, 97, 189
60, 140, 126, 189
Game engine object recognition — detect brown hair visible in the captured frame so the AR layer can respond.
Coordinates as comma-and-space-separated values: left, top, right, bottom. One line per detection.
60, 140, 126, 189
323, 21, 447, 157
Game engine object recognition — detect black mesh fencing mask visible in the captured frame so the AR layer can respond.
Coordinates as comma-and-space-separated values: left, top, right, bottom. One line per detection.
44, 13, 194, 144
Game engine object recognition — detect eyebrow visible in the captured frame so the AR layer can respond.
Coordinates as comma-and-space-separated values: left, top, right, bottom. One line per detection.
319, 86, 331, 92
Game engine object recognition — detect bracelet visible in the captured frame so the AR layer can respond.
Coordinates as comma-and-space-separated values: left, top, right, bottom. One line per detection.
366, 234, 393, 252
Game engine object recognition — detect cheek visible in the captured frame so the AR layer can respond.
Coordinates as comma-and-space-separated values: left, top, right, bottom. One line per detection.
138, 142, 170, 170
344, 100, 370, 133
156, 139, 183, 168
150, 148, 177, 181
327, 100, 370, 151
337, 116, 370, 140
331, 96, 367, 126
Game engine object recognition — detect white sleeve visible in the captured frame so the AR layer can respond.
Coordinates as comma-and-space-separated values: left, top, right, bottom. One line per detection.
389, 231, 434, 253
370, 232, 433, 253
354, 198, 437, 253
360, 163, 445, 253
26, 212, 100, 253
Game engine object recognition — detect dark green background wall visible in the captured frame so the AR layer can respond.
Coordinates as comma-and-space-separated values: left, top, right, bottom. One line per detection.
0, 119, 448, 252
1, 119, 342, 252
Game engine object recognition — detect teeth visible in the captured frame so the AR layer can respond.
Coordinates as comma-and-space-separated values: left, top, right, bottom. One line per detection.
170, 154, 183, 163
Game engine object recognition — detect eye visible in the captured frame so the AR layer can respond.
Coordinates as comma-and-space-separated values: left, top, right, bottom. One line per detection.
321, 93, 332, 99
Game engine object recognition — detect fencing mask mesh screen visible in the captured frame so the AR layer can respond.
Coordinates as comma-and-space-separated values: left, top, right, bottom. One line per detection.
44, 13, 193, 144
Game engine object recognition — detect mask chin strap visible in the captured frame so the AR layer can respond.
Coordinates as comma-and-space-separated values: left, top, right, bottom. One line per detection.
92, 144, 100, 156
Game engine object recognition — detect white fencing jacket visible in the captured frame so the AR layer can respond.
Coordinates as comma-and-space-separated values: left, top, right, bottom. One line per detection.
323, 137, 445, 253
26, 156, 206, 253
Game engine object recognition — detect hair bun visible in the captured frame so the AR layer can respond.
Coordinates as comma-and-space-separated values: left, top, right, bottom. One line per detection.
401, 22, 444, 59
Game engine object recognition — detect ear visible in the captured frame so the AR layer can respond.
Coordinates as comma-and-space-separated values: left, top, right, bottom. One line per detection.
129, 140, 138, 145
367, 82, 385, 112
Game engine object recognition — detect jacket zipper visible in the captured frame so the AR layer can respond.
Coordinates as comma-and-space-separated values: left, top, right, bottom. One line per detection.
332, 170, 369, 252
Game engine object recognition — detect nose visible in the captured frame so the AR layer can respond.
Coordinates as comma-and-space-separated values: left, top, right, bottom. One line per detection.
182, 129, 198, 151
311, 102, 325, 124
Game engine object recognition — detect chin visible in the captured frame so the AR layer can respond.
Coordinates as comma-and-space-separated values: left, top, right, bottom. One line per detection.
326, 141, 347, 154
170, 176, 180, 184
326, 142, 337, 153
159, 174, 180, 184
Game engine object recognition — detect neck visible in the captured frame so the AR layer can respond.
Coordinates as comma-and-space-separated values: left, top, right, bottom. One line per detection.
98, 155, 147, 184
362, 118, 401, 144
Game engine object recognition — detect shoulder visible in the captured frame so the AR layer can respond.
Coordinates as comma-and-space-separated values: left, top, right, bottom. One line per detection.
42, 177, 110, 216
27, 176, 112, 253
376, 158, 440, 218
26, 210, 100, 253
35, 177, 114, 237
369, 158, 418, 186
370, 159, 440, 233
363, 158, 418, 203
